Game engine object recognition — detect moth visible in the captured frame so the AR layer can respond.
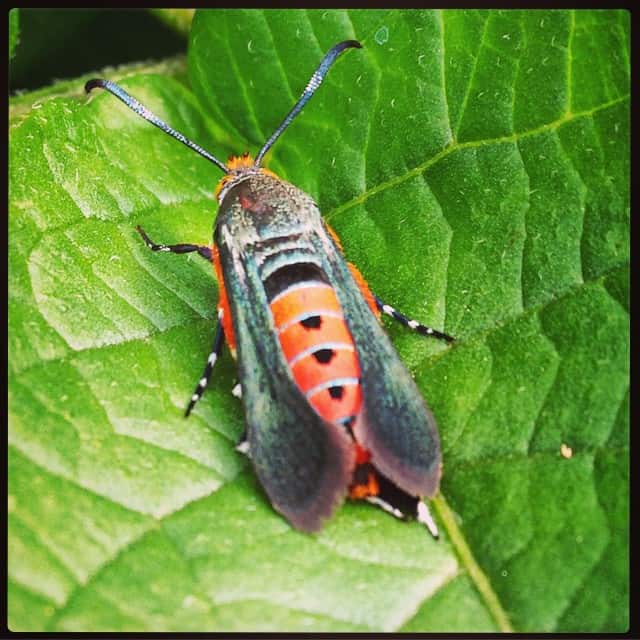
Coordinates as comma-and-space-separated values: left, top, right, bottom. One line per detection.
86, 40, 454, 536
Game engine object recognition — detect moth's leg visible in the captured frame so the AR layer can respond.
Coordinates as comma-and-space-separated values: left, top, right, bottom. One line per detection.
416, 500, 439, 539
136, 225, 212, 261
368, 493, 439, 539
374, 295, 454, 344
185, 320, 225, 417
136, 224, 219, 414
364, 470, 440, 539
347, 261, 454, 343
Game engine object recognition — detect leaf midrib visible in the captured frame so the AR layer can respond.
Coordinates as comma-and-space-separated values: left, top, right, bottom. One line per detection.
434, 494, 513, 632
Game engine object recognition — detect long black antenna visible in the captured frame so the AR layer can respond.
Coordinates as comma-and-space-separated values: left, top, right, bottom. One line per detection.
85, 78, 229, 174
254, 40, 362, 167
86, 41, 362, 173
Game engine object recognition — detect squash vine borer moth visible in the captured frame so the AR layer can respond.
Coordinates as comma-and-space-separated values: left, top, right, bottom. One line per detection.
86, 40, 454, 537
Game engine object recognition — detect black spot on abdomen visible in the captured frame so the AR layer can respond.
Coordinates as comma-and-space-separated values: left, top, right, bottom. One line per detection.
313, 348, 335, 364
300, 315, 322, 329
329, 386, 344, 400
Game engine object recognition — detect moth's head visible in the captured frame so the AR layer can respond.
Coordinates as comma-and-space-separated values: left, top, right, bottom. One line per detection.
214, 152, 279, 203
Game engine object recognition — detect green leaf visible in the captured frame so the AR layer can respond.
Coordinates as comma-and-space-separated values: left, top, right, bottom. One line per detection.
9, 9, 629, 632
9, 9, 20, 60
150, 9, 195, 36
9, 9, 187, 93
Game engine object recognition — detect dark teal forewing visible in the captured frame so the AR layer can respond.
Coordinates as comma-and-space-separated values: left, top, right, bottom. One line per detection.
313, 226, 442, 499
216, 237, 354, 532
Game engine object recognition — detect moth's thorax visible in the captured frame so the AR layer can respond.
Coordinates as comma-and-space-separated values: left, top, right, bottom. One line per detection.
214, 153, 279, 203
215, 168, 320, 242
214, 170, 327, 286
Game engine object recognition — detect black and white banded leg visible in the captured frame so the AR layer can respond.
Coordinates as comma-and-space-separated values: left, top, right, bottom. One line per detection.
365, 472, 440, 538
136, 225, 212, 261
135, 224, 220, 415
374, 295, 454, 344
416, 500, 439, 538
185, 318, 225, 417
364, 496, 438, 537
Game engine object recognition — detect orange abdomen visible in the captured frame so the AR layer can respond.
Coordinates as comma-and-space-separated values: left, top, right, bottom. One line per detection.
268, 278, 380, 501
269, 282, 362, 425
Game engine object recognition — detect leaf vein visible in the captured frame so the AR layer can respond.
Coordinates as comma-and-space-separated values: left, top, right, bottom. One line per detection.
9, 511, 79, 602
221, 13, 265, 145
566, 9, 576, 115
419, 262, 627, 372
433, 494, 513, 632
325, 93, 629, 224
454, 11, 490, 138
416, 171, 454, 335
437, 10, 454, 143
552, 128, 588, 285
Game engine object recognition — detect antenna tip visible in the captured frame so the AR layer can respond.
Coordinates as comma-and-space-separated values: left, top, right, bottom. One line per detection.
340, 39, 363, 50
85, 78, 106, 94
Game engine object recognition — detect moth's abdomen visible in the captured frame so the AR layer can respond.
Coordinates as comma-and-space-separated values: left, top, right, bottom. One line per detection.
268, 278, 362, 426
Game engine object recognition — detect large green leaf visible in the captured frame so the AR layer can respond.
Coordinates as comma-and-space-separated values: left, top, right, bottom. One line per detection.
8, 9, 629, 632
151, 9, 195, 36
